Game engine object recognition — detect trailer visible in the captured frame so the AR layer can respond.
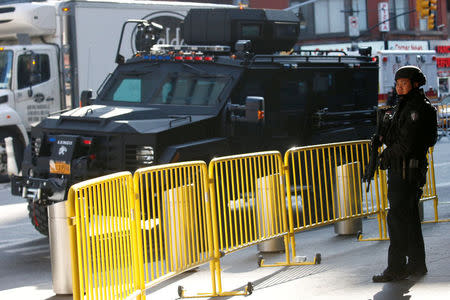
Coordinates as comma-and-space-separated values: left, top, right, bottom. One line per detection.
0, 0, 233, 181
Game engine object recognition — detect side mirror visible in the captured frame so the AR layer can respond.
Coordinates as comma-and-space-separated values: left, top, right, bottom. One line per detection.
244, 96, 265, 123
80, 89, 93, 107
27, 54, 40, 97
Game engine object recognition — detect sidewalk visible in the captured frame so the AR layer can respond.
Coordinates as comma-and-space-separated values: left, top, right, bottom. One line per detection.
147, 201, 450, 300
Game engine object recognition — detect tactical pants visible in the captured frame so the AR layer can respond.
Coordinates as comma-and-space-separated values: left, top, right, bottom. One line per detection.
386, 171, 426, 273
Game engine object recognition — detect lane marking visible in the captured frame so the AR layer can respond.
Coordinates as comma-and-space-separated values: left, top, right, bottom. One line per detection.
434, 162, 450, 168
436, 182, 450, 188
20, 249, 50, 256
5, 244, 48, 254
0, 222, 30, 229
0, 238, 45, 250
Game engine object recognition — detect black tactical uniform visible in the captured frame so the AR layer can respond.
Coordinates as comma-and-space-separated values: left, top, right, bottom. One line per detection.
373, 66, 438, 282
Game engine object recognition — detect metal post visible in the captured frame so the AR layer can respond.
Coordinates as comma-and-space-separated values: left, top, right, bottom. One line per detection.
48, 201, 73, 294
334, 162, 362, 235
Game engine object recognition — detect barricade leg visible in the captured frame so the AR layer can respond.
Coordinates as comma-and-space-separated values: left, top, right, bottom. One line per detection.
358, 169, 389, 242
421, 148, 450, 223
422, 197, 450, 224
177, 161, 252, 298
257, 163, 321, 268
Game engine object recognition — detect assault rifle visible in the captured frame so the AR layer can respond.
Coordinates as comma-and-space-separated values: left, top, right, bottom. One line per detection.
363, 108, 390, 192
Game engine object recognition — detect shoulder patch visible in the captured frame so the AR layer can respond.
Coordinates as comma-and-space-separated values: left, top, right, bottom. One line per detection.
411, 111, 419, 121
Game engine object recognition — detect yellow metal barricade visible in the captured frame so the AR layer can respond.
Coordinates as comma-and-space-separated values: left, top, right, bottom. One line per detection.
133, 161, 217, 298
65, 141, 442, 300
67, 172, 142, 300
206, 151, 315, 297
284, 141, 389, 244
436, 103, 449, 138
420, 148, 449, 223
209, 151, 288, 254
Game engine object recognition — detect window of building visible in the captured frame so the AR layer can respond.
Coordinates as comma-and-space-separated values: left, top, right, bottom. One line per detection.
389, 0, 410, 31
352, 0, 367, 31
314, 0, 345, 34
290, 0, 367, 37
290, 0, 315, 36
17, 54, 50, 90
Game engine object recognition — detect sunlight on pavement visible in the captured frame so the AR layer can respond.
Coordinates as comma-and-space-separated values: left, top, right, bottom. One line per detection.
0, 202, 27, 226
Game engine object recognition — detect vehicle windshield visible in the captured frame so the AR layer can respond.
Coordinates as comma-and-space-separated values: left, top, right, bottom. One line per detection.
0, 50, 13, 89
150, 75, 228, 106
99, 64, 230, 107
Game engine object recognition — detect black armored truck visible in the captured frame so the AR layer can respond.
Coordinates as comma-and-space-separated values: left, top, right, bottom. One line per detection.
11, 8, 378, 235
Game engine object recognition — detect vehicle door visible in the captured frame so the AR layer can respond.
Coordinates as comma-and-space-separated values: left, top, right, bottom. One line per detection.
12, 46, 61, 131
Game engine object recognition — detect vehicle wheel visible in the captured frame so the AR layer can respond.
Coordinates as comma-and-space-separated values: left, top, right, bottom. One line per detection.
27, 199, 49, 236
0, 130, 25, 183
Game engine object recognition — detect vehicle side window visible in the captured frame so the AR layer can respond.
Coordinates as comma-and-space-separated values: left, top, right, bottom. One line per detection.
17, 54, 50, 89
280, 80, 307, 110
312, 72, 334, 109
313, 73, 332, 93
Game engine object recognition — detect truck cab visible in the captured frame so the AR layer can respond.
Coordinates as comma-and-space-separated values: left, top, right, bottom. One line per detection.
0, 44, 61, 180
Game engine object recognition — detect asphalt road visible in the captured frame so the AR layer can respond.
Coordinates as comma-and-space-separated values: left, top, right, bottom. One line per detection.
1, 136, 450, 300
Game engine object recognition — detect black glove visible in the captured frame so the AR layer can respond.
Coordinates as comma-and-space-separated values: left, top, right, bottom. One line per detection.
371, 134, 382, 148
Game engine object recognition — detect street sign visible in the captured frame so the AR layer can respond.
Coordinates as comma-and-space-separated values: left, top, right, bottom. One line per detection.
349, 16, 359, 37
378, 2, 390, 32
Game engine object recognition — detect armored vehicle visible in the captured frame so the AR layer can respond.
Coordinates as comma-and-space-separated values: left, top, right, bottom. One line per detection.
11, 8, 378, 235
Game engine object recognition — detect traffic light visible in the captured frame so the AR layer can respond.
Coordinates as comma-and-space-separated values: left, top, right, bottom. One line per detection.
416, 0, 437, 30
429, 0, 437, 11
416, 0, 430, 18
428, 0, 437, 30
428, 12, 435, 30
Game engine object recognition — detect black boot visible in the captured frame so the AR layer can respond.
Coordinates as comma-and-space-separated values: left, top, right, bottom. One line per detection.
372, 269, 409, 282
406, 264, 428, 276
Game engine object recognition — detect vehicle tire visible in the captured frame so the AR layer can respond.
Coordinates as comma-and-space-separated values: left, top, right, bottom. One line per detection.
27, 199, 49, 236
0, 130, 25, 183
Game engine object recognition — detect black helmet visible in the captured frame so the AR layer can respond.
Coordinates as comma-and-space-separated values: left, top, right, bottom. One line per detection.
394, 66, 426, 87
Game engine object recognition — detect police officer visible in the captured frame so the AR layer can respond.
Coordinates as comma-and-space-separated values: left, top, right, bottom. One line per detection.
372, 66, 438, 282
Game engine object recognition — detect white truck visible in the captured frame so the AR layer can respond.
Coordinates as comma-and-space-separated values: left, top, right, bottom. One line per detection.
377, 50, 439, 107
0, 0, 233, 181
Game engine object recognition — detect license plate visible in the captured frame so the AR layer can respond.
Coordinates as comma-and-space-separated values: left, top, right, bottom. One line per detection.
49, 160, 71, 175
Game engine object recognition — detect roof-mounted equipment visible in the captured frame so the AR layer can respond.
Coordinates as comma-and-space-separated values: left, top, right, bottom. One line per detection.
115, 19, 163, 64
183, 8, 300, 54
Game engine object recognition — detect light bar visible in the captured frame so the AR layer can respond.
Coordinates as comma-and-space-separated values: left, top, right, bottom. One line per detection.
152, 44, 230, 53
